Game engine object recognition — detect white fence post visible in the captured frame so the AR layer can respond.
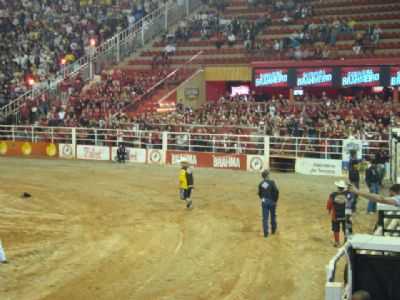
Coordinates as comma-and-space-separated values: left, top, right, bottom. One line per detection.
162, 131, 168, 153
72, 128, 77, 159
264, 136, 270, 169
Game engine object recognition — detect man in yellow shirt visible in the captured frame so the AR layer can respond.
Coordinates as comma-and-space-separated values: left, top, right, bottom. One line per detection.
179, 158, 194, 209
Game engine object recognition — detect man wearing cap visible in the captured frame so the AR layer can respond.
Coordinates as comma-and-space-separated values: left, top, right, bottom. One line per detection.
258, 170, 279, 238
327, 180, 354, 247
179, 158, 194, 209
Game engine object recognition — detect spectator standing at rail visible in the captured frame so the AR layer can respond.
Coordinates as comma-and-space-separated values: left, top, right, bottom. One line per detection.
117, 143, 127, 163
258, 170, 279, 238
348, 150, 361, 212
179, 158, 194, 209
365, 161, 380, 214
373, 148, 388, 186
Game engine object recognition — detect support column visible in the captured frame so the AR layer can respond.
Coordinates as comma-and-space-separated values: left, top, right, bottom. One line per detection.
393, 87, 399, 102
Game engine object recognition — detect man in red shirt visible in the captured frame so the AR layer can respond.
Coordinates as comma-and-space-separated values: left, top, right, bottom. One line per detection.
327, 180, 354, 247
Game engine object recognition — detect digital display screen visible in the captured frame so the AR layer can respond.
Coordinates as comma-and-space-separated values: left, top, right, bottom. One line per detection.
296, 68, 333, 87
254, 68, 289, 87
390, 67, 400, 86
341, 67, 380, 87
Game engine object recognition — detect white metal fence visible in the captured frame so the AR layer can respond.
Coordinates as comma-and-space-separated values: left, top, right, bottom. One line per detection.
0, 125, 389, 161
0, 0, 203, 120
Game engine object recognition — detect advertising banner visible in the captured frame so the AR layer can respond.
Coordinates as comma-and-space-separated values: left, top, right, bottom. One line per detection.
111, 147, 146, 163
166, 151, 247, 170
247, 155, 268, 172
341, 67, 380, 87
0, 141, 57, 157
295, 158, 342, 176
76, 145, 110, 160
147, 149, 165, 164
254, 68, 289, 87
296, 68, 333, 87
59, 144, 75, 159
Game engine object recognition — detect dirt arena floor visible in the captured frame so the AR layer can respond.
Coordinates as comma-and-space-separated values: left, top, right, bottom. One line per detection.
0, 157, 377, 300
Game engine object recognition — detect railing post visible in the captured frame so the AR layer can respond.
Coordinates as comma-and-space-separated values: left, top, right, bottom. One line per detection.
31, 127, 34, 142
51, 128, 54, 144
116, 35, 120, 63
72, 128, 76, 154
94, 129, 98, 145
165, 3, 168, 30
162, 131, 168, 163
295, 137, 299, 158
264, 136, 270, 169
11, 126, 15, 141
141, 20, 145, 46
89, 49, 94, 80
186, 0, 190, 16
325, 139, 328, 159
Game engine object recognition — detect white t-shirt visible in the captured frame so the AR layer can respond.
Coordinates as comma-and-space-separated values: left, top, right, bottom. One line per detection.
392, 195, 400, 207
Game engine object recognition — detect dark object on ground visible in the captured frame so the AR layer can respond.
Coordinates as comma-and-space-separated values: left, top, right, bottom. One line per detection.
21, 192, 32, 198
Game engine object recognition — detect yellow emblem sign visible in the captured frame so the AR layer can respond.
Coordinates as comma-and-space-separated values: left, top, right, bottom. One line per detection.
0, 141, 7, 155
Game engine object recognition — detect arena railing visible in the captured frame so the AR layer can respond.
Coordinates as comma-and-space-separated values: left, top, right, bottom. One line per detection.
0, 125, 389, 161
0, 0, 203, 121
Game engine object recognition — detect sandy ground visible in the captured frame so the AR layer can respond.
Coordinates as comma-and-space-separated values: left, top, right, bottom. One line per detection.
0, 157, 377, 300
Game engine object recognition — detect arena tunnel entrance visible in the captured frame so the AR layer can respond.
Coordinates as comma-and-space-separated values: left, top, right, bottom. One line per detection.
269, 156, 295, 172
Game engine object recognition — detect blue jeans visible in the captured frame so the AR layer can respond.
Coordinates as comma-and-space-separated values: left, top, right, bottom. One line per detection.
261, 199, 277, 237
367, 182, 380, 213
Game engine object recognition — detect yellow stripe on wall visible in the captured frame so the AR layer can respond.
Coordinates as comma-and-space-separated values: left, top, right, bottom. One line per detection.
204, 66, 252, 81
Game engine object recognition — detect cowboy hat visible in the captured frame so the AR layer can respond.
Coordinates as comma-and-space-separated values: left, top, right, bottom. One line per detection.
179, 158, 189, 165
334, 180, 348, 189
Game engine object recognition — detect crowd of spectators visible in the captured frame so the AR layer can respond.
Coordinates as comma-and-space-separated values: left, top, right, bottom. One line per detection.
17, 68, 184, 128
130, 92, 396, 142
0, 0, 168, 108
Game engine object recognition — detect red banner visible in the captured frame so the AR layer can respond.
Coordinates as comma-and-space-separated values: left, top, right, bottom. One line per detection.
166, 151, 246, 170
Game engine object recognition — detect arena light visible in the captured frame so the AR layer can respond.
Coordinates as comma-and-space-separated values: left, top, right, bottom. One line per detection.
89, 38, 96, 47
60, 58, 67, 65
372, 86, 384, 93
27, 77, 35, 86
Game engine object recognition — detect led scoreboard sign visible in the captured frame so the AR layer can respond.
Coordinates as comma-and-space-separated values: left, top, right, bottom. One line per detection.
296, 68, 333, 87
341, 67, 380, 87
254, 68, 289, 87
390, 67, 400, 86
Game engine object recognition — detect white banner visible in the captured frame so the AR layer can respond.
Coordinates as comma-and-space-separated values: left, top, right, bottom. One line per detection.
247, 155, 268, 172
59, 144, 75, 159
295, 158, 342, 177
77, 145, 110, 161
111, 147, 146, 163
147, 149, 165, 164
342, 138, 363, 162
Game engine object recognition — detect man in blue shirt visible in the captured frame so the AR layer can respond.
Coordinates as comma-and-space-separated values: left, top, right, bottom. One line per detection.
349, 183, 400, 207
258, 170, 279, 238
